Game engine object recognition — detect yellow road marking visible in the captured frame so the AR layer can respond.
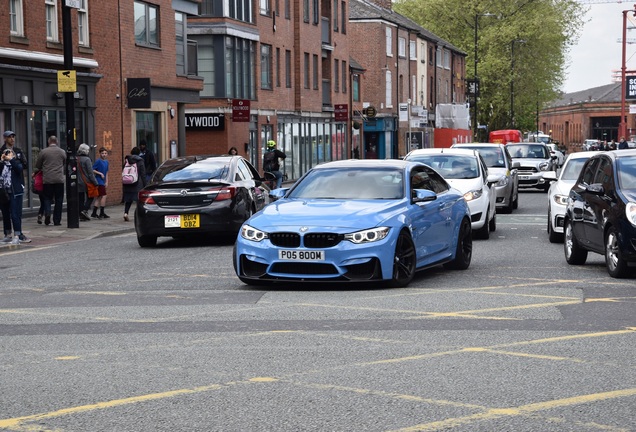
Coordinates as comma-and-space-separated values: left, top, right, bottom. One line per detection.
391, 388, 636, 432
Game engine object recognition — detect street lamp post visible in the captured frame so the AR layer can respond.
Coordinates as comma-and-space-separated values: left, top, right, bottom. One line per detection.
473, 13, 496, 142
510, 39, 525, 129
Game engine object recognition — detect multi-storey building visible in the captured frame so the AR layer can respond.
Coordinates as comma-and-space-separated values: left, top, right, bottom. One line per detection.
1, 0, 202, 211
349, 0, 469, 158
185, 0, 469, 180
185, 0, 356, 181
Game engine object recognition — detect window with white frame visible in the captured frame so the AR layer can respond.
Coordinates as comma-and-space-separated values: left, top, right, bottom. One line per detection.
386, 27, 393, 56
45, 0, 58, 42
385, 70, 392, 107
260, 0, 270, 15
409, 41, 416, 60
78, 0, 89, 46
261, 44, 272, 89
436, 47, 442, 67
175, 12, 186, 75
444, 49, 450, 69
420, 42, 426, 63
10, 0, 24, 37
398, 37, 406, 58
134, 1, 159, 47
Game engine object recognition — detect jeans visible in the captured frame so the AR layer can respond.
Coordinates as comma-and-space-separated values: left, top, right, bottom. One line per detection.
273, 170, 283, 189
1, 191, 23, 236
42, 183, 65, 224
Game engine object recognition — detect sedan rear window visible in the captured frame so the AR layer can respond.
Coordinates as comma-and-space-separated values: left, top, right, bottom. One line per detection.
156, 160, 230, 182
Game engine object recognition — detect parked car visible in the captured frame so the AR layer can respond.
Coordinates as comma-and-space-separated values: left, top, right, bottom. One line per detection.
404, 148, 498, 239
546, 143, 566, 167
452, 142, 520, 213
563, 149, 636, 278
135, 155, 270, 247
234, 160, 473, 287
506, 142, 557, 192
583, 139, 601, 151
543, 151, 596, 243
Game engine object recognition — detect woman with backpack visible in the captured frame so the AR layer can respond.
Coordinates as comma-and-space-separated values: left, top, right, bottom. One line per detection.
122, 146, 146, 222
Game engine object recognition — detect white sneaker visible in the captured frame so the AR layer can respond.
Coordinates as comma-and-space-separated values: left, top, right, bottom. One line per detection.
1, 235, 12, 243
11, 236, 19, 245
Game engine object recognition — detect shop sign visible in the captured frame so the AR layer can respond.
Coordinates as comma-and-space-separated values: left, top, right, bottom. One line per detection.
626, 76, 636, 100
232, 99, 250, 122
334, 104, 348, 122
185, 113, 225, 130
127, 78, 151, 109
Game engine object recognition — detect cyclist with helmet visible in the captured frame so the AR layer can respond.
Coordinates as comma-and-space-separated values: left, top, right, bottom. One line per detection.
263, 140, 287, 188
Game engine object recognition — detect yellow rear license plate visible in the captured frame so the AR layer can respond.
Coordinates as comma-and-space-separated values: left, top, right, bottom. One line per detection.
164, 214, 200, 228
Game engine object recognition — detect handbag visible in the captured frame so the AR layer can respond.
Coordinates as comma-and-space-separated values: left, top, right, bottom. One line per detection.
78, 162, 99, 198
32, 171, 44, 194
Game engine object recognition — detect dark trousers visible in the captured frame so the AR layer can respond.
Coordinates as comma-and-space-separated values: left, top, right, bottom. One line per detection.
42, 183, 65, 224
1, 191, 23, 236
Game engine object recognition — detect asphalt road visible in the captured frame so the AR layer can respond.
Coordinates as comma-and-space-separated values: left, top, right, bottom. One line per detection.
0, 189, 634, 432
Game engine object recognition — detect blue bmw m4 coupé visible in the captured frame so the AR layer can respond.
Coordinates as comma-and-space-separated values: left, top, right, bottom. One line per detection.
233, 159, 472, 287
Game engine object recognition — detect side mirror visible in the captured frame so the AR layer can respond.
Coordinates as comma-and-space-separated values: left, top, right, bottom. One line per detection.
585, 183, 604, 195
542, 171, 558, 182
412, 189, 437, 203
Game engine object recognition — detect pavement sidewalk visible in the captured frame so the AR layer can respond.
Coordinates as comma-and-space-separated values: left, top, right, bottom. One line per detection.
1, 204, 135, 250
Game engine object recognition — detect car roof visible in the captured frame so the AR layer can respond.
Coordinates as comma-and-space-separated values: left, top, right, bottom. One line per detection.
453, 143, 504, 148
565, 151, 597, 160
406, 148, 479, 157
312, 159, 418, 170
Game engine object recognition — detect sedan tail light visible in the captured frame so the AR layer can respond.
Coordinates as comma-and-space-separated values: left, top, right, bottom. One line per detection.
214, 186, 237, 201
138, 190, 156, 205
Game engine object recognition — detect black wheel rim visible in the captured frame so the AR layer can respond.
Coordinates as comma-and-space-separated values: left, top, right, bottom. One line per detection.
394, 234, 415, 281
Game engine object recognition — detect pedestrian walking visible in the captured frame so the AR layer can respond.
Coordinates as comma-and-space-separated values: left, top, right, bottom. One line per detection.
1, 130, 30, 243
35, 135, 66, 226
138, 140, 156, 182
122, 146, 147, 222
228, 146, 239, 155
76, 143, 98, 221
618, 136, 629, 150
90, 147, 110, 219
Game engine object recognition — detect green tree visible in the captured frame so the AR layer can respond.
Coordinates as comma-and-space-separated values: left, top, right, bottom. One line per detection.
394, 0, 586, 136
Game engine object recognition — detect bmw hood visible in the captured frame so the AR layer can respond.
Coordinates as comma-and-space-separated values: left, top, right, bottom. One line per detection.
247, 198, 404, 230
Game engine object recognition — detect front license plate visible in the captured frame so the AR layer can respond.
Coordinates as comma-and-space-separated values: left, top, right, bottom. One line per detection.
164, 214, 200, 228
278, 250, 325, 261
520, 175, 529, 180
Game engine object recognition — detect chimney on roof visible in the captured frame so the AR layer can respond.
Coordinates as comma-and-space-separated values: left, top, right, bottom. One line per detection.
368, 0, 392, 9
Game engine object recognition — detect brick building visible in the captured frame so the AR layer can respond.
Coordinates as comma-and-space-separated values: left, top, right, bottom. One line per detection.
539, 83, 634, 149
1, 0, 202, 211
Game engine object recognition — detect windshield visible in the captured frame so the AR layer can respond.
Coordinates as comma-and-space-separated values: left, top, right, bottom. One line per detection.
407, 154, 479, 179
288, 168, 404, 199
617, 157, 636, 190
507, 144, 549, 159
155, 159, 230, 182
560, 158, 587, 181
459, 147, 506, 168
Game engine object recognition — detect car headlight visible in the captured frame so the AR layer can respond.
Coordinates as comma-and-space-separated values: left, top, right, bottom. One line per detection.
539, 162, 550, 171
344, 227, 390, 244
552, 194, 569, 206
496, 176, 510, 187
626, 202, 636, 226
463, 189, 483, 201
240, 224, 269, 242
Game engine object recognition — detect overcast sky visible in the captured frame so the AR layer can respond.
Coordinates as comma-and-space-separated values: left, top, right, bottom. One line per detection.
563, 2, 636, 93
